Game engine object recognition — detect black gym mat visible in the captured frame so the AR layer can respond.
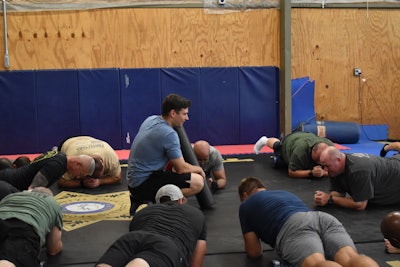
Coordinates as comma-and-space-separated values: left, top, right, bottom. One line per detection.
47, 154, 400, 267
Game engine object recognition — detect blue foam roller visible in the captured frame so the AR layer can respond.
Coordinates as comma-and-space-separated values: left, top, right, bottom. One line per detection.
302, 121, 360, 144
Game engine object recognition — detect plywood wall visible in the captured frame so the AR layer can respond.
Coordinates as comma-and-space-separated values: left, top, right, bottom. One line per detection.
1, 7, 400, 139
292, 9, 400, 139
0, 8, 279, 69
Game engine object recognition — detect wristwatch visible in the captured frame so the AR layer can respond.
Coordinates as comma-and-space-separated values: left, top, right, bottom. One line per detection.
328, 195, 334, 205
309, 170, 313, 177
210, 181, 219, 193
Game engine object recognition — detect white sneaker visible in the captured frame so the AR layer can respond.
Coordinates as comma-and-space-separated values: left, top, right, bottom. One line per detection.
254, 136, 267, 154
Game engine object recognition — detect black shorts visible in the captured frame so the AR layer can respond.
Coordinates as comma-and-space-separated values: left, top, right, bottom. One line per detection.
129, 171, 191, 203
0, 218, 41, 267
97, 230, 184, 267
272, 140, 282, 157
0, 181, 20, 201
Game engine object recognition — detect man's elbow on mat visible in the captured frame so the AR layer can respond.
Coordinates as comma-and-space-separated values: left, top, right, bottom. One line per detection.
246, 252, 263, 259
47, 242, 63, 256
46, 226, 63, 255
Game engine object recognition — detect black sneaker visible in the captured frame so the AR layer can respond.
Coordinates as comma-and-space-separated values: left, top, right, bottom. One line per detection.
271, 155, 284, 168
380, 144, 389, 157
130, 193, 144, 215
130, 200, 142, 216
130, 197, 152, 216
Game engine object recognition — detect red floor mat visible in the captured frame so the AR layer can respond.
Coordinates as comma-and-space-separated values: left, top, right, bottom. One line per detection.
214, 144, 273, 155
1, 143, 349, 161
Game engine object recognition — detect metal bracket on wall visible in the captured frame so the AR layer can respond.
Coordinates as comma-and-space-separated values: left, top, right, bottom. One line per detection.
2, 0, 10, 68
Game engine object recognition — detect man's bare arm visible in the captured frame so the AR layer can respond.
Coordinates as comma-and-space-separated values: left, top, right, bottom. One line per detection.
190, 240, 206, 267
46, 226, 63, 255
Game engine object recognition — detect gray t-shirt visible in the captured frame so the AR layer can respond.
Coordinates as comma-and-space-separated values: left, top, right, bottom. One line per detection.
330, 153, 400, 205
201, 146, 224, 178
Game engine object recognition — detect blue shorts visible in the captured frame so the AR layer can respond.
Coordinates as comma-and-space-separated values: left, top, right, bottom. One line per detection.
275, 211, 356, 267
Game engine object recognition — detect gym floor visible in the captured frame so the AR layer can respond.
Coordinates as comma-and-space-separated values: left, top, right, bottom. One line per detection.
46, 153, 400, 267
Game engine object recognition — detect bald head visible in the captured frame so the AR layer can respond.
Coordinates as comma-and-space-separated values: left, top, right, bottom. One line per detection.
320, 146, 337, 160
78, 154, 95, 174
67, 154, 95, 179
381, 211, 400, 248
320, 146, 345, 177
31, 187, 54, 196
193, 140, 210, 167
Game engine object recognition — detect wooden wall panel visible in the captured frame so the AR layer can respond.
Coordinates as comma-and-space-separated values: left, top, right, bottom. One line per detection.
1, 7, 400, 138
0, 8, 279, 69
292, 9, 400, 139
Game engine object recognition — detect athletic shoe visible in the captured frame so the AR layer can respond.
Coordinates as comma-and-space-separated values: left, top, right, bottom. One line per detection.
254, 136, 267, 154
271, 155, 284, 168
380, 144, 389, 157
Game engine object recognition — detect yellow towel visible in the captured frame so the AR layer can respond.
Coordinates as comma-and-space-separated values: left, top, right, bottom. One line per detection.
55, 190, 131, 231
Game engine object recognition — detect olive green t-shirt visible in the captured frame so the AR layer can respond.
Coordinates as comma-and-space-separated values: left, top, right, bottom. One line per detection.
282, 132, 334, 171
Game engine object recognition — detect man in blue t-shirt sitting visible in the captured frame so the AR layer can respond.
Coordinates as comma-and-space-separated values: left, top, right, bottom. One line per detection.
126, 94, 205, 215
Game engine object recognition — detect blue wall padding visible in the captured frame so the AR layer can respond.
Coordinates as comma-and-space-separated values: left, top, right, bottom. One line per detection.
0, 71, 38, 154
239, 67, 280, 143
161, 68, 201, 141
120, 68, 162, 149
36, 70, 80, 151
0, 67, 280, 155
291, 77, 316, 131
302, 120, 360, 144
78, 69, 122, 149
199, 67, 240, 145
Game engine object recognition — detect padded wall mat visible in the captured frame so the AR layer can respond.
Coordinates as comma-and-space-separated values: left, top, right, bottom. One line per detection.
0, 67, 280, 154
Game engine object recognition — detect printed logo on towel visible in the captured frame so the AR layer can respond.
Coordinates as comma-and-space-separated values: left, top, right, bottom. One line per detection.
55, 191, 131, 231
62, 201, 114, 214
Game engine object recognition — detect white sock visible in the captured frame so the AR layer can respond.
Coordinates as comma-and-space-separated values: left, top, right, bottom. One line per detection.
254, 136, 268, 154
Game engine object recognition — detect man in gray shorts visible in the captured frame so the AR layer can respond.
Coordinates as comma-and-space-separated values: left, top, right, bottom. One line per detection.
238, 177, 378, 267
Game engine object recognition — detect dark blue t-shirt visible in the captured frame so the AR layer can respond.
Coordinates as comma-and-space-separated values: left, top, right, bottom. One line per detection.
239, 190, 310, 247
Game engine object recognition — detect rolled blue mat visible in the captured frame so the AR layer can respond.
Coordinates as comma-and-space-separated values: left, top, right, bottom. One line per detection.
302, 121, 360, 144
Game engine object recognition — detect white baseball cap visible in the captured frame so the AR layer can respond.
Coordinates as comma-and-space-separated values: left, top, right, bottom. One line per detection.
155, 184, 183, 204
